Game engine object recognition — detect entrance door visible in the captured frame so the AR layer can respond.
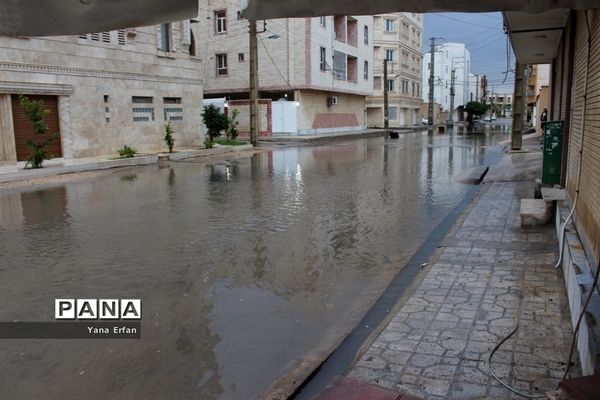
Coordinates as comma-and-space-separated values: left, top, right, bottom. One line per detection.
11, 95, 62, 161
272, 100, 297, 134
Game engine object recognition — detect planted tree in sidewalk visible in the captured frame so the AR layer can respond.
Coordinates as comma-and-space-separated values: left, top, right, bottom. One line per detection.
19, 95, 57, 168
226, 109, 240, 141
465, 101, 489, 125
164, 122, 175, 153
201, 104, 228, 148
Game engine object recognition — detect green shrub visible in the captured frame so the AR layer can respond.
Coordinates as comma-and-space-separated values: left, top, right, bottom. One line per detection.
227, 109, 240, 140
203, 137, 213, 149
118, 145, 137, 158
214, 138, 247, 146
19, 95, 56, 169
164, 123, 175, 153
201, 104, 228, 147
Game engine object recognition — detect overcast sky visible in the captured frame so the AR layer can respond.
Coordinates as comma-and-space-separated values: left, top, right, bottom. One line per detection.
423, 12, 515, 94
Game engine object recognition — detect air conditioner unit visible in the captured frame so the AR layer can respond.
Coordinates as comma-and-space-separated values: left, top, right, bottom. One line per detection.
328, 96, 338, 106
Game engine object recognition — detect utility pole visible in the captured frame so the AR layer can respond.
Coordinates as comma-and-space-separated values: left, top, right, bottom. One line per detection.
427, 37, 436, 126
511, 62, 525, 150
249, 20, 259, 147
383, 59, 389, 134
447, 69, 455, 127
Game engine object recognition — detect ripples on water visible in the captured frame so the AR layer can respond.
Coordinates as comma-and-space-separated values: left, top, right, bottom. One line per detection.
0, 129, 509, 399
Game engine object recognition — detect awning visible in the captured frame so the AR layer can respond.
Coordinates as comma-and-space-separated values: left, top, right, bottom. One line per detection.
0, 0, 198, 37
241, 0, 599, 20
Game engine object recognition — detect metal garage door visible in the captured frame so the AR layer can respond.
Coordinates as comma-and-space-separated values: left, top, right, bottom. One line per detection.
11, 94, 62, 161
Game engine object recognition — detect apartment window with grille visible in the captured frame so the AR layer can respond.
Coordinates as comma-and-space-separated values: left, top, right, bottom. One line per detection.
159, 23, 171, 52
90, 32, 100, 41
215, 10, 227, 34
320, 16, 326, 27
388, 107, 398, 120
216, 54, 228, 76
364, 61, 368, 80
163, 98, 183, 121
118, 29, 126, 45
387, 79, 394, 92
364, 26, 369, 44
238, 53, 245, 62
132, 97, 155, 122
320, 47, 327, 71
385, 49, 394, 61
385, 19, 394, 32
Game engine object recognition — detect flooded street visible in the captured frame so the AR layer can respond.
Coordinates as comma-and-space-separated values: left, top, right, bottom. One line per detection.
0, 128, 509, 399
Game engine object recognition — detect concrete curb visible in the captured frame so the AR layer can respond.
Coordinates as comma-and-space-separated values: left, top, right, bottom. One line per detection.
0, 144, 255, 184
261, 130, 386, 143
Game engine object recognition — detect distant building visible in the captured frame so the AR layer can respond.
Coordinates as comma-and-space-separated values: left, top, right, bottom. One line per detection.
0, 22, 204, 166
366, 13, 424, 128
422, 42, 471, 119
468, 73, 483, 103
526, 64, 550, 127
202, 0, 373, 136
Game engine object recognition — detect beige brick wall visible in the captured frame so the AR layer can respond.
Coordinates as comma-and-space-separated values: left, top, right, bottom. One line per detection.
0, 22, 205, 160
296, 90, 366, 134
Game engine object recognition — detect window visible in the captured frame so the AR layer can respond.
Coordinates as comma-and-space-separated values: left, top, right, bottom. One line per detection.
385, 49, 394, 61
412, 82, 415, 96
163, 98, 183, 121
385, 19, 394, 32
215, 10, 227, 34
364, 26, 369, 44
320, 47, 327, 70
132, 97, 155, 122
117, 29, 126, 45
387, 79, 394, 92
417, 83, 420, 96
189, 30, 196, 56
402, 80, 408, 93
402, 23, 409, 36
238, 53, 245, 62
159, 23, 171, 52
388, 107, 398, 120
374, 77, 382, 90
320, 16, 326, 27
364, 61, 368, 80
237, 11, 243, 20
216, 54, 228, 76
101, 32, 110, 43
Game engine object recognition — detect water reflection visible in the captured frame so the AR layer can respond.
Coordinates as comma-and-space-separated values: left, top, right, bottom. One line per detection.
0, 129, 509, 399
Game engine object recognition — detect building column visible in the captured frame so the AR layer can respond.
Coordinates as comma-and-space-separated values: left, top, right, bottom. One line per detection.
58, 95, 74, 161
0, 94, 17, 165
511, 62, 525, 150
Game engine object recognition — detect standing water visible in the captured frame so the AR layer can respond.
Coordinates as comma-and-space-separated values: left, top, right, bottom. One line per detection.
0, 128, 509, 399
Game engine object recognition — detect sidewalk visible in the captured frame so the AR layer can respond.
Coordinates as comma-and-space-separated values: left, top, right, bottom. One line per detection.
332, 149, 576, 399
0, 144, 253, 185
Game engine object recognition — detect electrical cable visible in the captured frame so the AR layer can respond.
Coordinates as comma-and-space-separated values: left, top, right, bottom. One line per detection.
488, 322, 547, 399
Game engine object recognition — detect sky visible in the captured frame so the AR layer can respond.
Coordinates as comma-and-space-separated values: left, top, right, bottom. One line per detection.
424, 12, 515, 94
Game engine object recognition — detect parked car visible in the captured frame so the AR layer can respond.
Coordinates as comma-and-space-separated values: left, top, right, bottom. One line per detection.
491, 114, 497, 121
421, 117, 428, 125
484, 115, 492, 122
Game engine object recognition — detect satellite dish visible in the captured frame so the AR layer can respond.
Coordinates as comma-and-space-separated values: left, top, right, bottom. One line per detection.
0, 0, 198, 37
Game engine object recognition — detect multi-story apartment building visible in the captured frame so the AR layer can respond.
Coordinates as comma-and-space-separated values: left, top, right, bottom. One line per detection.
202, 0, 373, 136
525, 64, 550, 126
0, 21, 204, 166
422, 42, 471, 118
468, 73, 483, 103
366, 13, 424, 128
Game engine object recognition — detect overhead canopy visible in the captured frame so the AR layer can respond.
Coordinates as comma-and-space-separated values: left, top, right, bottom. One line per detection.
504, 10, 569, 64
241, 0, 599, 20
0, 0, 198, 37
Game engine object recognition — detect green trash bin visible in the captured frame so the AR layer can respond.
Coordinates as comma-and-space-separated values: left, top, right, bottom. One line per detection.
542, 120, 564, 185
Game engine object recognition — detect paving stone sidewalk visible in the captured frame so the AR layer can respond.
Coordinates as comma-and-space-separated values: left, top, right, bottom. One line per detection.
348, 181, 575, 399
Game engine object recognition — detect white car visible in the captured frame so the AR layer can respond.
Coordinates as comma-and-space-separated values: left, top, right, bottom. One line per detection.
491, 114, 497, 121
421, 117, 428, 125
484, 115, 492, 122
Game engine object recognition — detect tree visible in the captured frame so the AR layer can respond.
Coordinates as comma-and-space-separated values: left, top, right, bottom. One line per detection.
226, 109, 240, 140
201, 104, 228, 147
464, 101, 489, 124
18, 95, 56, 168
164, 122, 175, 153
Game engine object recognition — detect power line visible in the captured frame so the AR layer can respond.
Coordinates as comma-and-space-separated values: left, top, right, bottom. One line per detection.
431, 13, 503, 30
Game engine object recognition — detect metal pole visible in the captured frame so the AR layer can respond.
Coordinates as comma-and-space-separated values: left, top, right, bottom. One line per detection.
383, 59, 389, 134
511, 62, 525, 150
249, 20, 259, 147
428, 37, 435, 126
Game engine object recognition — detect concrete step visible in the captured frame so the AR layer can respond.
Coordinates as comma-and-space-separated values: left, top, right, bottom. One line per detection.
541, 187, 566, 202
520, 199, 552, 226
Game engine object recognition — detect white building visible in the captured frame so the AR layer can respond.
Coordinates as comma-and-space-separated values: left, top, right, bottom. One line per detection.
366, 13, 424, 128
0, 22, 204, 166
202, 0, 373, 136
422, 42, 471, 118
468, 73, 483, 103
